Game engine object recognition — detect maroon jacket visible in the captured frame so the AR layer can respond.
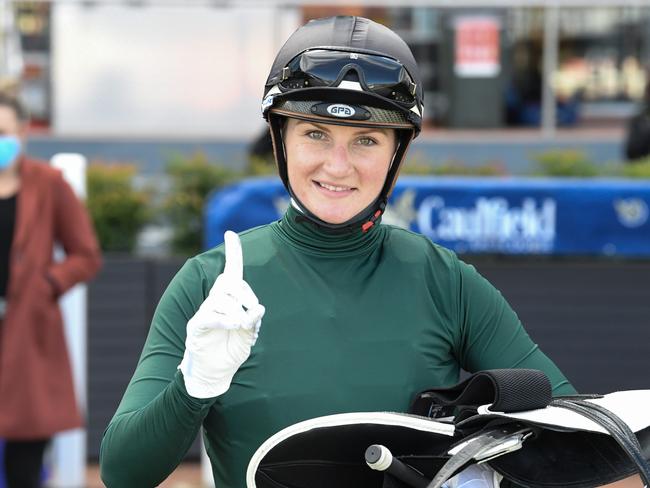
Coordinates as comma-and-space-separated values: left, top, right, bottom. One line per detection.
0, 157, 102, 439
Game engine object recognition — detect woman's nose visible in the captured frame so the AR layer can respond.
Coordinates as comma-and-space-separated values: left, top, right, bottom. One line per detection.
322, 144, 353, 176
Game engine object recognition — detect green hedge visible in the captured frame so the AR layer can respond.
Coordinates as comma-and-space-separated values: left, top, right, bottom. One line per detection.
87, 163, 150, 253
86, 148, 650, 257
404, 149, 650, 178
531, 149, 600, 177
401, 152, 508, 176
162, 153, 238, 256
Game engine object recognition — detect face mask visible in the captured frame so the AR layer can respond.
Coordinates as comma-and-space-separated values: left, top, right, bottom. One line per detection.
0, 136, 21, 170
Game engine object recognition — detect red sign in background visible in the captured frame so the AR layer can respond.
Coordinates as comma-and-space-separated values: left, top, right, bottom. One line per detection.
455, 16, 500, 77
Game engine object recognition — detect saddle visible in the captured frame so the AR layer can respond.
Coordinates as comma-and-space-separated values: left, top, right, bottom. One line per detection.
246, 369, 650, 488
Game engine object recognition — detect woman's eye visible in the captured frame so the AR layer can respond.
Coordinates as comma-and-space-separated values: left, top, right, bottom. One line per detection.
358, 137, 377, 146
307, 130, 325, 140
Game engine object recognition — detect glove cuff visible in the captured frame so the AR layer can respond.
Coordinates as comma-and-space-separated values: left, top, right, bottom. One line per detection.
178, 360, 235, 399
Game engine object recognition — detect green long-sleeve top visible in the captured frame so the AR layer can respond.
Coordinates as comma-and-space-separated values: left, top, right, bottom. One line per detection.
100, 205, 575, 487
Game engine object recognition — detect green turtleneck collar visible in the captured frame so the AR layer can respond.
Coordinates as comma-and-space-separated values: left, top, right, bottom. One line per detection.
271, 203, 385, 257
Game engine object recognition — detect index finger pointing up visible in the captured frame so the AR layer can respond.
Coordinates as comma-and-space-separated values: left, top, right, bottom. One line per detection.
222, 230, 243, 281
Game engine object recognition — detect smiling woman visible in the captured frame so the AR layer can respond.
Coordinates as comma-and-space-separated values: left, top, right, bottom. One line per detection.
99, 15, 644, 488
284, 119, 396, 224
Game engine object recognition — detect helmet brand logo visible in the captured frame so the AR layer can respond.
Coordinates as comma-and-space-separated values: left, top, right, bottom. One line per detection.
326, 104, 356, 118
311, 102, 371, 121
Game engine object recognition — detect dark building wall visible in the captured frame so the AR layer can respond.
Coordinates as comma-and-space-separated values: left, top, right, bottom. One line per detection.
467, 258, 650, 394
87, 256, 187, 461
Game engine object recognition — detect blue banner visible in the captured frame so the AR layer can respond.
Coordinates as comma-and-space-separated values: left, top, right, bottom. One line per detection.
205, 176, 650, 257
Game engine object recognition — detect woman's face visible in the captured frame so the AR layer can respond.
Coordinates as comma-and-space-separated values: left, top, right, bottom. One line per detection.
284, 118, 396, 225
0, 105, 26, 174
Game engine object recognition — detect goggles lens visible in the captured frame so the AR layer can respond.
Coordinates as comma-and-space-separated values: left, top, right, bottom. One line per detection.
280, 49, 416, 105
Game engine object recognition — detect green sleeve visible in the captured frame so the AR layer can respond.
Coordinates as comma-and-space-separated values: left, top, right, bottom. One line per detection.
99, 258, 217, 487
454, 259, 576, 396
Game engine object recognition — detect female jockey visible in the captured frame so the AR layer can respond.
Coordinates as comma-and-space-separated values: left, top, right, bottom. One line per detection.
99, 16, 619, 488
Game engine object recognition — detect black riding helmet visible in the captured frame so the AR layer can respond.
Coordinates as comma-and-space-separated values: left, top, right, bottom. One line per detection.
262, 15, 424, 233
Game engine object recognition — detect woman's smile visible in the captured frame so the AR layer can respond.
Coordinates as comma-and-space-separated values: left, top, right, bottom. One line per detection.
313, 180, 355, 197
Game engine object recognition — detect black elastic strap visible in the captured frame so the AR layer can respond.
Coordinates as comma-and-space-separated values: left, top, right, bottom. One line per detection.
410, 369, 552, 417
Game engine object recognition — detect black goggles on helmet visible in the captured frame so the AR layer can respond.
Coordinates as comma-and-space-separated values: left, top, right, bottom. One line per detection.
273, 49, 418, 106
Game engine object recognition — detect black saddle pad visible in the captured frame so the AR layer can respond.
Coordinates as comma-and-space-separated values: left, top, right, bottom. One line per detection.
247, 398, 650, 488
247, 412, 456, 488
456, 390, 650, 487
488, 424, 650, 487
248, 367, 650, 488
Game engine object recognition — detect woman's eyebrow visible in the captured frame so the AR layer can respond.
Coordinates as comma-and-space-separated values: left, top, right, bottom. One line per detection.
353, 128, 390, 137
295, 120, 330, 131
294, 120, 389, 137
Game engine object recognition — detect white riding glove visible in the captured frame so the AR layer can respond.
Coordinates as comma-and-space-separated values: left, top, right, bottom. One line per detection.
179, 231, 265, 399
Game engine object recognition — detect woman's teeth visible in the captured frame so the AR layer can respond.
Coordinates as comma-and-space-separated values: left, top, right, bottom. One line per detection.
318, 182, 351, 192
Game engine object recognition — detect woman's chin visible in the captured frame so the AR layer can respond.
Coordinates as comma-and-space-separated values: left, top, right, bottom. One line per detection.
308, 206, 356, 225
299, 194, 369, 225
316, 213, 352, 225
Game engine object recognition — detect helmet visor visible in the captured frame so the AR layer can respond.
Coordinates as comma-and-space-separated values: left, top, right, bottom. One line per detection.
277, 49, 417, 106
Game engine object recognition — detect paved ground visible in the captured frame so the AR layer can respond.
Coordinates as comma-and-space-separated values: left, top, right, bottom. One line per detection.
82, 462, 645, 488
86, 463, 203, 488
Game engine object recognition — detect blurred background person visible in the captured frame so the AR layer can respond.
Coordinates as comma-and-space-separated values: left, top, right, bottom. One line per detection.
0, 91, 101, 488
624, 79, 650, 162
247, 128, 274, 166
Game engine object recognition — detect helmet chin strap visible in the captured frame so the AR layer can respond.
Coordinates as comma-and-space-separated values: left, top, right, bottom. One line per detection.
289, 194, 387, 234
269, 114, 414, 233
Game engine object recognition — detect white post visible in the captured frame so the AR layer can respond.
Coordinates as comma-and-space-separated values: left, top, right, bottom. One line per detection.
201, 435, 216, 488
47, 154, 88, 488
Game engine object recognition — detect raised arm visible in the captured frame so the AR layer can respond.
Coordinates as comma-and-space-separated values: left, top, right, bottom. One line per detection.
100, 232, 265, 487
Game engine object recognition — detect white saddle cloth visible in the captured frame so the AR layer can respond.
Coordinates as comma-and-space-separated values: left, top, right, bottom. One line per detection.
478, 390, 650, 434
